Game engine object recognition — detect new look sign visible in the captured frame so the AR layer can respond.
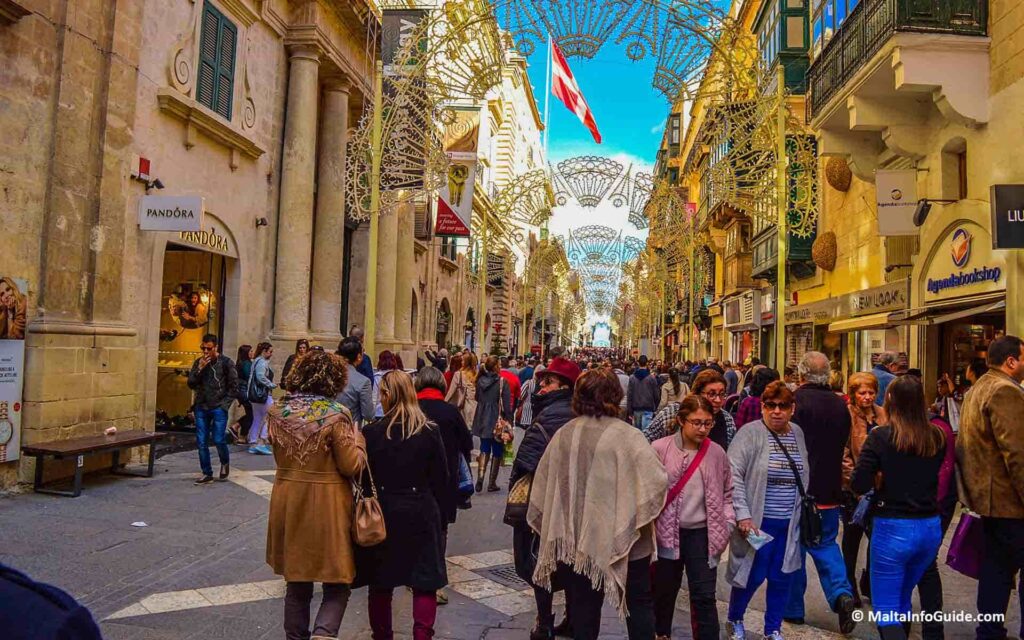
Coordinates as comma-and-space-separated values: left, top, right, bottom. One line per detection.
991, 185, 1024, 249
138, 195, 204, 232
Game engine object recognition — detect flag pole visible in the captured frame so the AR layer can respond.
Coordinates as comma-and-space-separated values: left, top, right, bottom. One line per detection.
543, 33, 552, 161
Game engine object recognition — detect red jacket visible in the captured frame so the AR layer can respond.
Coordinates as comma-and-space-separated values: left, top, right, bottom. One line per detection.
500, 370, 522, 412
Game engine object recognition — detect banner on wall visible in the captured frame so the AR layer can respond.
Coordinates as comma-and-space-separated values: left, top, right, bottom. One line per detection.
435, 108, 481, 238
381, 9, 430, 192
0, 276, 27, 463
875, 170, 919, 236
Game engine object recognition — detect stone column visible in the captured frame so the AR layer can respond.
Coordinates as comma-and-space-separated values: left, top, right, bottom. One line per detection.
393, 201, 416, 348
309, 78, 350, 341
375, 204, 399, 349
272, 45, 320, 340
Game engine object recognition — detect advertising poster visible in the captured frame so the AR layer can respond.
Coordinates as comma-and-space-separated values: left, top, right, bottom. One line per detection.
0, 276, 27, 462
435, 108, 481, 237
382, 9, 429, 191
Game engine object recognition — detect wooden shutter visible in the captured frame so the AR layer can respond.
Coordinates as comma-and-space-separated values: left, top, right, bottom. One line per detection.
195, 2, 236, 120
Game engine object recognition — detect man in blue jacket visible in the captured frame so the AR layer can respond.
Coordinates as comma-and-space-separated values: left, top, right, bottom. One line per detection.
0, 563, 102, 639
872, 351, 898, 405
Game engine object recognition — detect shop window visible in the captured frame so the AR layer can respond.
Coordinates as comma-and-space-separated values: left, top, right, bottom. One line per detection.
197, 1, 237, 120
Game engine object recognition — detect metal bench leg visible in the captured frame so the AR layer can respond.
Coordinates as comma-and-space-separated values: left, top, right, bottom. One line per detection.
71, 455, 83, 497
34, 454, 85, 498
146, 443, 156, 477
33, 455, 44, 492
111, 449, 121, 473
111, 445, 158, 478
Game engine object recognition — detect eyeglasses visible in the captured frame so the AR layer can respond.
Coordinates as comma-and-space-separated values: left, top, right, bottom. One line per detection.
763, 401, 793, 410
702, 391, 727, 399
684, 419, 714, 429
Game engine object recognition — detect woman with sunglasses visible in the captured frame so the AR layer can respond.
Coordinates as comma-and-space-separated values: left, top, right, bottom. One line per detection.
651, 395, 734, 640
726, 381, 809, 640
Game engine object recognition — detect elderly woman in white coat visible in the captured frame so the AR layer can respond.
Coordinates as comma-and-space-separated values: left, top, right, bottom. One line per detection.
725, 381, 809, 640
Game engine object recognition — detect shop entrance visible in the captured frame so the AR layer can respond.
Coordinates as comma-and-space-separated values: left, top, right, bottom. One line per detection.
939, 312, 1005, 388
155, 245, 228, 429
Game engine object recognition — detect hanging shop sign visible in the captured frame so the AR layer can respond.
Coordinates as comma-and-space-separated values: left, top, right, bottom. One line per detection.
381, 9, 429, 191
991, 185, 1024, 249
138, 195, 204, 232
924, 222, 1006, 303
171, 213, 238, 259
0, 276, 27, 463
435, 108, 481, 238
875, 170, 918, 236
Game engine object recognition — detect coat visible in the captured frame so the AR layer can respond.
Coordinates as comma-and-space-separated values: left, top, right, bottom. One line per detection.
658, 381, 690, 410
419, 392, 473, 524
957, 369, 1024, 518
337, 364, 374, 425
471, 371, 512, 440
653, 436, 734, 566
444, 370, 478, 427
266, 395, 366, 583
626, 369, 661, 414
510, 387, 576, 586
793, 383, 851, 506
842, 404, 887, 489
187, 354, 238, 411
355, 416, 449, 591
726, 420, 809, 588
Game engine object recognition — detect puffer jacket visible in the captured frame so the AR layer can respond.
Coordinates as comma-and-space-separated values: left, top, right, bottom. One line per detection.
509, 388, 575, 487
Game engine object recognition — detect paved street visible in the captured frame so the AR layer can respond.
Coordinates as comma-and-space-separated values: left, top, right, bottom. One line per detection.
1, 445, 1015, 639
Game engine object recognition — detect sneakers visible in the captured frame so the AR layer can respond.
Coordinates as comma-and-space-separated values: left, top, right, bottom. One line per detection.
834, 593, 858, 634
728, 620, 746, 640
249, 444, 272, 455
194, 475, 214, 485
764, 632, 785, 640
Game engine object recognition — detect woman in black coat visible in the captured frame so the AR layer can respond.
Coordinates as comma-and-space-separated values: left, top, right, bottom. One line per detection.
356, 371, 449, 639
472, 356, 512, 493
416, 366, 474, 522
508, 357, 581, 640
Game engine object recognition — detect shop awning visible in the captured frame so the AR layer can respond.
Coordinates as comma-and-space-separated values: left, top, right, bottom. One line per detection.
827, 312, 895, 333
890, 295, 1006, 325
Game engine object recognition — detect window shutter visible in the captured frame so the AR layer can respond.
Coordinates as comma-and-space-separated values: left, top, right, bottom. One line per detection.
216, 19, 236, 119
196, 6, 219, 110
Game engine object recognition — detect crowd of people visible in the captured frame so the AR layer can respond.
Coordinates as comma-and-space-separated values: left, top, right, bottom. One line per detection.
179, 332, 1024, 640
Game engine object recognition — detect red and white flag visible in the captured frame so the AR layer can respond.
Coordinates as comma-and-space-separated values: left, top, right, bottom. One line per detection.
551, 40, 602, 144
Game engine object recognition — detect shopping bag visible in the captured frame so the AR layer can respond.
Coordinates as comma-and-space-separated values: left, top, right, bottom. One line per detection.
457, 455, 474, 496
945, 510, 984, 579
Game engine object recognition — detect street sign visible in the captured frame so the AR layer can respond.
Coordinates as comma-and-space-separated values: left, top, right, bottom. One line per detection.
530, 344, 542, 355
991, 184, 1024, 249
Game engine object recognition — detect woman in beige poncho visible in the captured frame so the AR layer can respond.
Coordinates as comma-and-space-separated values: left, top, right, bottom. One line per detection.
527, 368, 668, 639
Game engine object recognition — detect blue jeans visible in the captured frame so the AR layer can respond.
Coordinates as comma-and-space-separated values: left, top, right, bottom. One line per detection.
785, 506, 853, 617
633, 411, 653, 431
195, 406, 229, 477
479, 437, 504, 458
728, 517, 793, 635
870, 516, 942, 629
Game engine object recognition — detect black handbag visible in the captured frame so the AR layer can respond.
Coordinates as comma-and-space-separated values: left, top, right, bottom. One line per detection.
767, 425, 823, 548
503, 422, 551, 527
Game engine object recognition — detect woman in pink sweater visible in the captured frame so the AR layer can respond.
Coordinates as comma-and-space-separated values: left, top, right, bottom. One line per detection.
651, 395, 735, 640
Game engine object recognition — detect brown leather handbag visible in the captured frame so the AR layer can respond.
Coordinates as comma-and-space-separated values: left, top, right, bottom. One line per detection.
352, 464, 386, 547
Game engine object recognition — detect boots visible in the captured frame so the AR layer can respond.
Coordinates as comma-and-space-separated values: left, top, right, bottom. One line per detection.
487, 453, 502, 492
475, 454, 488, 493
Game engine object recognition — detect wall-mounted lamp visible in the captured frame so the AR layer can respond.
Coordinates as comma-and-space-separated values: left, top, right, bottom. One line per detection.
255, 217, 269, 229
913, 198, 958, 227
885, 264, 914, 273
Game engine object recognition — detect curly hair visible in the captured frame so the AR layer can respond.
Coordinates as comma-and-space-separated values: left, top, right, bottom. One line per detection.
283, 350, 348, 398
572, 368, 623, 418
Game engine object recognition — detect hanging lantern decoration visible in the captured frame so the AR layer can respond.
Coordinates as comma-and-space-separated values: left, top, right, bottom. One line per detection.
825, 157, 852, 192
812, 231, 838, 272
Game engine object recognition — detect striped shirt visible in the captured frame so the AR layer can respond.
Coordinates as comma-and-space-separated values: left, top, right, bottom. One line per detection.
517, 378, 536, 426
764, 429, 802, 519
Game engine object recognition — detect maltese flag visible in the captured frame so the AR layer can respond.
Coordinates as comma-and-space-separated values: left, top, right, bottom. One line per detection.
551, 40, 602, 144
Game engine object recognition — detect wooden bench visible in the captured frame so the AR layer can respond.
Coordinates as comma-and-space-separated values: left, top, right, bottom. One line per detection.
22, 431, 164, 497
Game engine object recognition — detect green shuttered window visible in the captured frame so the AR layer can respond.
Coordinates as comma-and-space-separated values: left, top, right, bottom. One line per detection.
196, 2, 237, 120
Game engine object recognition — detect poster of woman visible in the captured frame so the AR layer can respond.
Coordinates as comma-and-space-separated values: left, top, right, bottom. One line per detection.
0, 276, 27, 340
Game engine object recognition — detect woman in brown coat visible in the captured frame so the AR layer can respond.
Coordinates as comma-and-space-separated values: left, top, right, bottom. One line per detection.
841, 371, 888, 606
266, 350, 366, 640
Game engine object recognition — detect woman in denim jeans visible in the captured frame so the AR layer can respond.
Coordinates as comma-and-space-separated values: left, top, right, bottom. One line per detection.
851, 376, 948, 640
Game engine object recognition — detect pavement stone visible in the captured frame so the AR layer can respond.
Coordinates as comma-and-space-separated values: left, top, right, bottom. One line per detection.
0, 446, 1017, 639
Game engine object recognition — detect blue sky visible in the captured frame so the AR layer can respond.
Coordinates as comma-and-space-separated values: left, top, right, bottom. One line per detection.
523, 41, 670, 170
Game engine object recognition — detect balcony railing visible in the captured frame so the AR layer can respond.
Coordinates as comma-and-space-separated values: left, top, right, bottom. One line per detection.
806, 0, 988, 120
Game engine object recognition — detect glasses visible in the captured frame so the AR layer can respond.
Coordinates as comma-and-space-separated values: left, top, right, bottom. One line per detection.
702, 391, 727, 400
684, 419, 714, 429
763, 401, 793, 410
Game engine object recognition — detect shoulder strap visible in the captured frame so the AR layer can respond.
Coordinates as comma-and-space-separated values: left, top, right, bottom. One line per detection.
665, 437, 711, 507
766, 423, 808, 498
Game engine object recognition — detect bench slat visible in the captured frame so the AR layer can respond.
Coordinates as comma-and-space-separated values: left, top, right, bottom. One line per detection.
22, 431, 164, 457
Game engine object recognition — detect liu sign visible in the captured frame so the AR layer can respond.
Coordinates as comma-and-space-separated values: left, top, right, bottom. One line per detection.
991, 185, 1024, 249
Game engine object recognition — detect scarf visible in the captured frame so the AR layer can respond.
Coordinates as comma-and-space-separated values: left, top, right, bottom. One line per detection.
268, 394, 355, 466
527, 414, 667, 615
417, 388, 445, 401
